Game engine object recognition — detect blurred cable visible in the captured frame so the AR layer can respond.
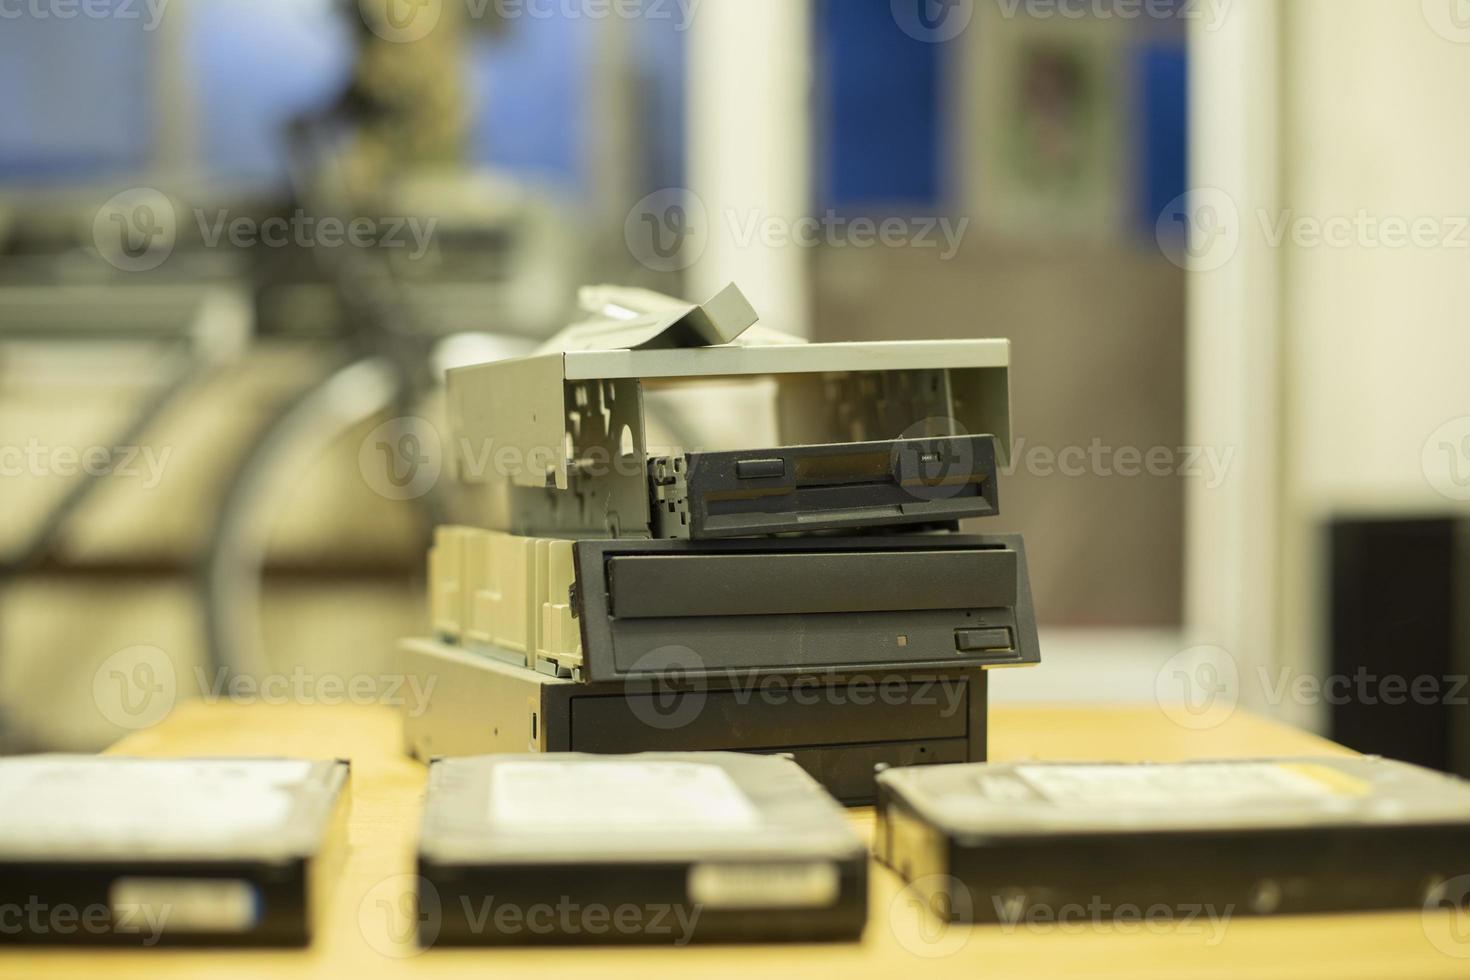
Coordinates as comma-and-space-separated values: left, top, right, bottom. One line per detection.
199, 357, 404, 680
196, 51, 455, 679
0, 339, 196, 576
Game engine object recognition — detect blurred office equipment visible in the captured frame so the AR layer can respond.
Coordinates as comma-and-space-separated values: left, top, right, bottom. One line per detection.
0, 0, 637, 749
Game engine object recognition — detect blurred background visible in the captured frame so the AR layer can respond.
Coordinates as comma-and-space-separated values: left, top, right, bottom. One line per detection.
1, 0, 1466, 772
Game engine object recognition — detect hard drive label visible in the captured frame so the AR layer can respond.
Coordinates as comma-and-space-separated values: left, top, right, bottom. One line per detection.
490, 760, 760, 831
1012, 762, 1346, 809
109, 879, 260, 935
0, 759, 316, 850
687, 863, 840, 909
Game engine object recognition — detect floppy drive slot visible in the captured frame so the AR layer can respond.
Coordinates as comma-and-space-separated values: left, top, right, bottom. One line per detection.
649, 434, 1000, 539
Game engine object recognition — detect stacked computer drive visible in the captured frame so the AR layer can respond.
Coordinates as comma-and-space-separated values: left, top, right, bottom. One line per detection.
401, 283, 1040, 803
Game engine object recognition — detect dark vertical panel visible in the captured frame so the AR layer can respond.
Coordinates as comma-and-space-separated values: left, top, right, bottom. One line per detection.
1329, 519, 1457, 772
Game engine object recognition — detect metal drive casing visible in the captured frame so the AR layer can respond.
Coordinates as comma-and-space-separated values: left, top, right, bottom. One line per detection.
401, 637, 988, 805
876, 757, 1470, 923
417, 752, 868, 945
0, 757, 350, 947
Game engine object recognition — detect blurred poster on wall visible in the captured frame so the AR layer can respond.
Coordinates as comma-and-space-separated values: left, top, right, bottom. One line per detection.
964, 10, 1127, 239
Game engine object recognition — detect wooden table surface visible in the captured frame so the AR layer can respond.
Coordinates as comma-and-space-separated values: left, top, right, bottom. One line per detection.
2, 702, 1466, 980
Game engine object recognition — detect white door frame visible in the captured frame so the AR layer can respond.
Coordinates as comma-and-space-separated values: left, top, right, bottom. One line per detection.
1184, 2, 1288, 722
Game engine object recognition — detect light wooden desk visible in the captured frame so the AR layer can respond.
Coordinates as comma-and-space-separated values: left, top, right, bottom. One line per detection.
2, 703, 1465, 980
